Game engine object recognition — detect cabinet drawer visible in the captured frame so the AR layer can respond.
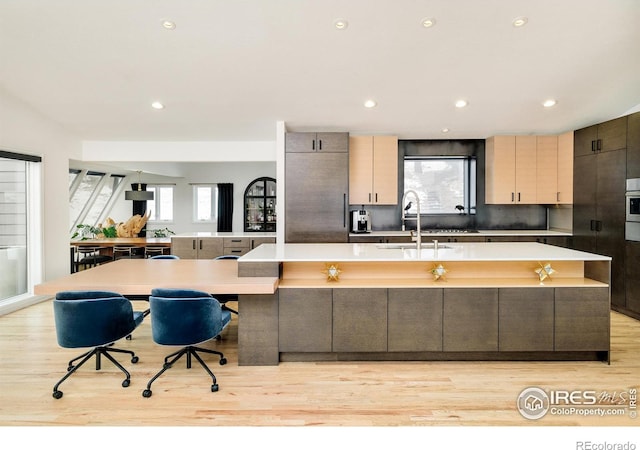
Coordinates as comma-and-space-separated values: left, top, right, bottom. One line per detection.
223, 247, 250, 256
223, 237, 250, 248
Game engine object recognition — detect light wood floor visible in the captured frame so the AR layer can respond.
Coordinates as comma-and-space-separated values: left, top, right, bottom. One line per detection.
0, 298, 638, 427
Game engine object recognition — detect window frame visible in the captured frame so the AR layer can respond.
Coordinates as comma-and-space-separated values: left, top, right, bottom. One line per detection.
192, 184, 218, 223
147, 185, 175, 223
403, 156, 476, 215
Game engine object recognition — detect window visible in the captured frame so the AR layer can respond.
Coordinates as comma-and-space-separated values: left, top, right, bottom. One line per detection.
193, 185, 217, 222
0, 151, 42, 304
147, 186, 174, 222
69, 171, 104, 229
84, 175, 125, 226
403, 156, 476, 215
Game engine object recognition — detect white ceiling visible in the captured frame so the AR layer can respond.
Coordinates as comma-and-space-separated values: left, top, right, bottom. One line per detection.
1, 0, 640, 143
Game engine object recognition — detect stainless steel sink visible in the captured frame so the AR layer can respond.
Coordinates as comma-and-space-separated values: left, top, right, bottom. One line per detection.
375, 243, 452, 250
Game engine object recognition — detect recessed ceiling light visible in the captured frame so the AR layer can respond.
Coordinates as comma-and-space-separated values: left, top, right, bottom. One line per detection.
421, 17, 436, 28
441, 128, 450, 133
162, 20, 176, 30
364, 99, 377, 108
512, 16, 528, 27
455, 100, 468, 108
334, 19, 348, 30
542, 99, 557, 108
151, 101, 165, 110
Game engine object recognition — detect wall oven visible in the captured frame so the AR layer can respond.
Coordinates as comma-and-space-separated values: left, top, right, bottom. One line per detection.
625, 179, 640, 241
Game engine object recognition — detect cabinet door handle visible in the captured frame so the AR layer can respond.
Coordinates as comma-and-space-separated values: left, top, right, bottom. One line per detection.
312, 139, 315, 151
343, 193, 347, 227
592, 140, 596, 152
518, 192, 521, 202
199, 240, 203, 250
368, 193, 371, 202
375, 193, 378, 203
596, 220, 603, 232
318, 139, 322, 150
557, 192, 560, 202
590, 219, 596, 231
597, 139, 602, 151
511, 192, 515, 202
192, 239, 196, 250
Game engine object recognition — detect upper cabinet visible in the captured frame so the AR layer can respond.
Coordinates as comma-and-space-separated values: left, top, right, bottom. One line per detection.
285, 132, 349, 153
485, 135, 536, 204
574, 116, 627, 157
486, 133, 573, 205
349, 135, 398, 205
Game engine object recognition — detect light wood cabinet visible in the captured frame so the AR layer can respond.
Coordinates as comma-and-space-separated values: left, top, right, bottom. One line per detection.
536, 135, 558, 204
171, 236, 223, 259
349, 135, 398, 205
486, 136, 538, 204
487, 134, 572, 205
557, 131, 574, 204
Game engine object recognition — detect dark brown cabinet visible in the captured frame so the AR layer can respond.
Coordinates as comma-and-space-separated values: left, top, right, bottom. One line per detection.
572, 124, 626, 308
626, 112, 640, 179
285, 132, 349, 243
387, 288, 443, 352
574, 116, 627, 157
284, 132, 349, 153
554, 287, 610, 352
443, 288, 499, 351
498, 288, 554, 351
279, 288, 332, 352
333, 288, 387, 352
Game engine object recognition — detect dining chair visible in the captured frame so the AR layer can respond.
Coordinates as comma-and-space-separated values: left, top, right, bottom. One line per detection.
52, 290, 145, 399
142, 288, 231, 398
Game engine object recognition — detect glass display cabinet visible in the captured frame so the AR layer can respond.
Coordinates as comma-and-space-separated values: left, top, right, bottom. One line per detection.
244, 177, 276, 232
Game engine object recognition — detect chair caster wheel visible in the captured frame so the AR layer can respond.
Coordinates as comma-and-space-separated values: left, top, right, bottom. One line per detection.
211, 384, 219, 392
122, 379, 130, 388
53, 390, 63, 399
142, 389, 152, 398
219, 358, 227, 365
126, 335, 132, 340
131, 356, 139, 363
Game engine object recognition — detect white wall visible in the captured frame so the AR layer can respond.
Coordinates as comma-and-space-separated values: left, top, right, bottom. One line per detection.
107, 162, 276, 234
0, 87, 82, 283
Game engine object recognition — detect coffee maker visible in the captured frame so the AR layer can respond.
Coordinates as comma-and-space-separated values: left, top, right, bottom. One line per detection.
351, 210, 371, 233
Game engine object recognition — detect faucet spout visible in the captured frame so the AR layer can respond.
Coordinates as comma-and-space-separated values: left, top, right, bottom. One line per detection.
401, 190, 421, 248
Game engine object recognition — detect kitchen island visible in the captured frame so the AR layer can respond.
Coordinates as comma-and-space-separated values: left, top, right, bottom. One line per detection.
237, 242, 611, 366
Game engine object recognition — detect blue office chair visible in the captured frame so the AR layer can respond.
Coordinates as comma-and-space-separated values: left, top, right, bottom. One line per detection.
142, 288, 231, 398
52, 290, 144, 399
213, 255, 240, 315
149, 254, 180, 259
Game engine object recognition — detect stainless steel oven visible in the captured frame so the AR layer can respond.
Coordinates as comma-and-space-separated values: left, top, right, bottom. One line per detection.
626, 179, 640, 241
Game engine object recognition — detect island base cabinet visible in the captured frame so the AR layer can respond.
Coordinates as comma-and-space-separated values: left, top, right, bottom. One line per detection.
443, 288, 499, 352
554, 287, 610, 352
279, 288, 332, 352
238, 294, 279, 366
388, 288, 443, 352
333, 289, 387, 352
498, 288, 554, 351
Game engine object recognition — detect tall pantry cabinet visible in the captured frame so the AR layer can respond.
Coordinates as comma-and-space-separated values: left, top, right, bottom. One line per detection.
572, 116, 627, 309
624, 112, 640, 318
284, 132, 350, 243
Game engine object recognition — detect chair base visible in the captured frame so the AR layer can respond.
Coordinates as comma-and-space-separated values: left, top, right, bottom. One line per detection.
142, 345, 227, 398
52, 345, 139, 399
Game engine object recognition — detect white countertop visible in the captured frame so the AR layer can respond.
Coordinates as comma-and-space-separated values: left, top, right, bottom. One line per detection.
240, 242, 610, 263
173, 232, 276, 238
351, 229, 571, 237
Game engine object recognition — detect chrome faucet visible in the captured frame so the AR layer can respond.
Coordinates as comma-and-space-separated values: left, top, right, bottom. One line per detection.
401, 190, 421, 249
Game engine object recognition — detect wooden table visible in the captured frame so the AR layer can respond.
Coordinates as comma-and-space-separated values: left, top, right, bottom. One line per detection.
36, 259, 277, 296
